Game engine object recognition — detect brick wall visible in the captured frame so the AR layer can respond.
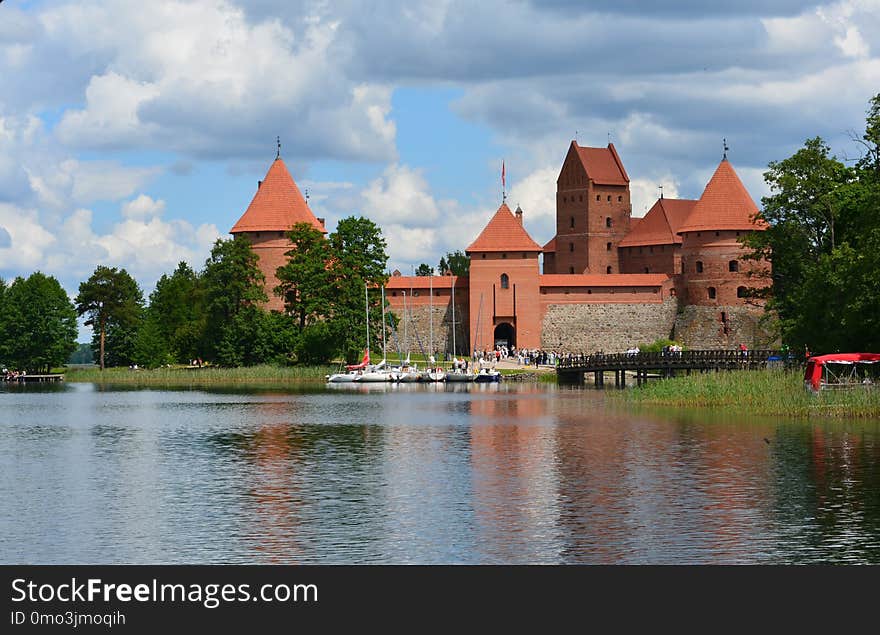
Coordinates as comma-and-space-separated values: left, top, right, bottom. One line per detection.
540, 297, 678, 353
673, 305, 778, 349
386, 301, 470, 358
237, 231, 292, 312
618, 244, 681, 275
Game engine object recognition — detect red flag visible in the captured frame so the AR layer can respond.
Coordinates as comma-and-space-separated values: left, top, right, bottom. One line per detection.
502, 160, 506, 189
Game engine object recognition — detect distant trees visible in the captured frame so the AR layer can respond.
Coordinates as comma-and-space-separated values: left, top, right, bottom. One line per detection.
0, 272, 78, 373
75, 266, 144, 370
438, 250, 469, 276
743, 93, 880, 353
415, 263, 434, 276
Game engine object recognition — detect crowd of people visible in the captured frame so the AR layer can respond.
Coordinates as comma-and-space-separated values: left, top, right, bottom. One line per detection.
1, 368, 27, 381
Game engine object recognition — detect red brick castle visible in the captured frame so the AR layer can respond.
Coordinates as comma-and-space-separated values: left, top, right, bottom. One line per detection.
230, 142, 771, 354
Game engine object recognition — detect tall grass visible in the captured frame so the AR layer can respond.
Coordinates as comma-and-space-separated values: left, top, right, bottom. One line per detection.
64, 364, 336, 387
619, 368, 880, 418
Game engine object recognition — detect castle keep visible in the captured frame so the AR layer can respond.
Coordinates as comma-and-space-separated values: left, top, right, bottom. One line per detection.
230, 142, 772, 354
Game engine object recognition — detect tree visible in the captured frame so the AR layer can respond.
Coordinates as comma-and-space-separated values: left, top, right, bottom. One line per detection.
147, 262, 204, 363
438, 250, 469, 276
742, 94, 880, 353
326, 217, 389, 362
415, 263, 434, 276
1, 273, 77, 373
273, 216, 389, 363
275, 223, 332, 330
75, 266, 143, 370
201, 236, 269, 364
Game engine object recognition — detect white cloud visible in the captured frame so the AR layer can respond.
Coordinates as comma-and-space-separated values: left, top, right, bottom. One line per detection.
362, 164, 441, 226
121, 194, 166, 220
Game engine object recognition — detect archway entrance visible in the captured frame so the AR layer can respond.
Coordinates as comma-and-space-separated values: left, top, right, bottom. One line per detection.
494, 322, 515, 349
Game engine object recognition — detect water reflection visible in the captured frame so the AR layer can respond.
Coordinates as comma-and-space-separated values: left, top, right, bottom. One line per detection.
2, 382, 880, 563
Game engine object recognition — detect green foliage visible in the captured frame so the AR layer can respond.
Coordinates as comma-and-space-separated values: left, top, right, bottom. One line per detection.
201, 236, 267, 361
438, 250, 469, 276
133, 313, 172, 368
75, 266, 144, 369
742, 94, 880, 353
68, 342, 94, 365
294, 322, 336, 364
276, 216, 389, 363
275, 223, 331, 329
147, 261, 204, 363
0, 272, 78, 373
215, 306, 297, 367
415, 263, 434, 276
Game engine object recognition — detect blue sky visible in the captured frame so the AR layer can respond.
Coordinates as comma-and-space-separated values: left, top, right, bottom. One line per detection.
1, 0, 879, 327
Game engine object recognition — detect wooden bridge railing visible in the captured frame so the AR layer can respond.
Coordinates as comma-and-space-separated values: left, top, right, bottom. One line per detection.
556, 349, 800, 386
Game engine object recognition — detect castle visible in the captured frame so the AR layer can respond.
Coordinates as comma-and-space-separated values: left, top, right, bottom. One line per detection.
230, 141, 772, 355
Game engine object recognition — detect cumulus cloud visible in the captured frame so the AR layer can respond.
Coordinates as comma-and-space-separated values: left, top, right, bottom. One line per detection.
121, 194, 166, 220
39, 0, 397, 162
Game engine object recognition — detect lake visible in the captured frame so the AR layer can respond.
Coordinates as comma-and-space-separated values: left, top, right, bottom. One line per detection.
2, 381, 880, 564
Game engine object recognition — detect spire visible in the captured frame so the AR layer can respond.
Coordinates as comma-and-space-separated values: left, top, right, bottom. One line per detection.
276, 136, 281, 160
722, 137, 729, 161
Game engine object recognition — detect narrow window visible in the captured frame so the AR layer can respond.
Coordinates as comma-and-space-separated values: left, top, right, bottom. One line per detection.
607, 195, 611, 202
729, 260, 739, 272
696, 261, 703, 273
392, 291, 397, 297
606, 218, 612, 228
721, 311, 728, 323
569, 242, 574, 252
708, 287, 716, 299
570, 216, 575, 229
587, 289, 592, 294
606, 266, 613, 274
737, 286, 747, 298
715, 231, 720, 237
596, 194, 600, 201
618, 195, 623, 202
606, 242, 612, 251
569, 266, 575, 274
500, 273, 509, 289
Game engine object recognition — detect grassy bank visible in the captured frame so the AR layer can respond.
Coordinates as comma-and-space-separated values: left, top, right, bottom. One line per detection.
618, 368, 880, 418
64, 364, 336, 387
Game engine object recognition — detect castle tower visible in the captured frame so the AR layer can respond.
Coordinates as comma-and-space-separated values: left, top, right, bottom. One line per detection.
675, 156, 770, 345
545, 141, 631, 275
230, 154, 326, 312
466, 202, 543, 351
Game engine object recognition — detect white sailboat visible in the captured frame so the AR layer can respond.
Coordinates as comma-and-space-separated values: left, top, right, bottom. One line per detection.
327, 284, 372, 382
356, 285, 394, 382
423, 275, 446, 382
445, 278, 475, 382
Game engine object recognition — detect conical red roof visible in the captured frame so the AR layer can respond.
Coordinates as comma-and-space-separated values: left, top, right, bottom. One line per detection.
466, 202, 543, 253
619, 198, 696, 247
678, 159, 767, 234
230, 158, 325, 233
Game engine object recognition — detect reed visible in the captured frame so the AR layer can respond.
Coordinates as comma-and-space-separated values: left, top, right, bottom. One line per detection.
64, 364, 336, 386
619, 368, 880, 418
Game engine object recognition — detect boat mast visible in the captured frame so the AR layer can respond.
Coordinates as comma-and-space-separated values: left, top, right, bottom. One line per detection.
365, 283, 370, 360
429, 274, 433, 358
402, 290, 408, 364
451, 277, 456, 357
381, 285, 387, 361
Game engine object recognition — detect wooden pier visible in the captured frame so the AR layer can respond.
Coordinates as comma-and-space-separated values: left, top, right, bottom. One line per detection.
2, 374, 65, 383
556, 350, 791, 387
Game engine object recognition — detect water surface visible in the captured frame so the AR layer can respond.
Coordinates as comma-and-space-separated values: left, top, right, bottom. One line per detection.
2, 381, 879, 564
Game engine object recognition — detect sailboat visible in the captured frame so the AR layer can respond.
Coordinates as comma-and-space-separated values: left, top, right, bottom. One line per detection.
422, 274, 447, 382
392, 291, 421, 382
327, 285, 372, 383
356, 285, 394, 382
445, 278, 475, 382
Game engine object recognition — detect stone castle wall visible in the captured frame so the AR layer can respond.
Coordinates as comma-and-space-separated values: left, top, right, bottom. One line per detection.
672, 305, 778, 349
387, 302, 471, 358
540, 297, 678, 353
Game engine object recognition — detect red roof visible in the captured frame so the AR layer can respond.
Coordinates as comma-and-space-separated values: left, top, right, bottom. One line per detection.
230, 158, 325, 234
385, 276, 468, 290
678, 159, 767, 234
619, 198, 696, 247
466, 203, 543, 253
543, 237, 556, 253
540, 273, 670, 287
571, 142, 629, 185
